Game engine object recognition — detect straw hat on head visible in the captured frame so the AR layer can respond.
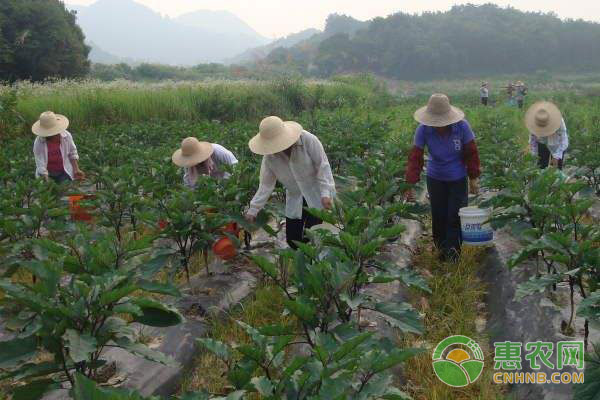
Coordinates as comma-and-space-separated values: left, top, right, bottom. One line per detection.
249, 116, 303, 155
414, 94, 465, 127
525, 101, 562, 138
32, 111, 69, 137
172, 137, 214, 167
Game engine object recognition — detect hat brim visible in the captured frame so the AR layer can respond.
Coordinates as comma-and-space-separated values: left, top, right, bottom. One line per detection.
248, 121, 303, 155
413, 105, 465, 127
32, 114, 69, 137
525, 102, 562, 138
172, 142, 214, 167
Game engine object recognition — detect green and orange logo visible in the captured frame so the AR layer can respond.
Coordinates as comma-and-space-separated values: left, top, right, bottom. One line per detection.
432, 335, 485, 387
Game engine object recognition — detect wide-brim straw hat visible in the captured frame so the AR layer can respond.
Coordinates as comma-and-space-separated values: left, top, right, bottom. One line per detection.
32, 111, 69, 137
249, 116, 302, 155
525, 101, 562, 138
414, 94, 465, 127
172, 137, 214, 167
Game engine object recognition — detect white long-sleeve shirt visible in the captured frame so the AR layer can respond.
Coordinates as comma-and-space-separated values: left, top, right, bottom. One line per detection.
183, 143, 238, 188
33, 131, 79, 179
530, 118, 569, 160
247, 131, 336, 219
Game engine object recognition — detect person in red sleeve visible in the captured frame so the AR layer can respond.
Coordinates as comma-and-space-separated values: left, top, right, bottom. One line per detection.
32, 111, 85, 184
404, 94, 481, 262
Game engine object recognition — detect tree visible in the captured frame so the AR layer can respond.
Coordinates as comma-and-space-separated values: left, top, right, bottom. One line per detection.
0, 0, 90, 81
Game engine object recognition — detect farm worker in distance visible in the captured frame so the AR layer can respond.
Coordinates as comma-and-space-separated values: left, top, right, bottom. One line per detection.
32, 111, 85, 184
515, 81, 528, 109
171, 137, 238, 188
244, 116, 336, 250
506, 82, 515, 106
480, 82, 489, 106
526, 101, 569, 170
404, 94, 481, 262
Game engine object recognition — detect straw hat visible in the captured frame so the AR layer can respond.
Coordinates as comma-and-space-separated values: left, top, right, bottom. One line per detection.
414, 94, 465, 127
249, 116, 303, 155
172, 137, 214, 167
32, 111, 69, 137
525, 101, 562, 138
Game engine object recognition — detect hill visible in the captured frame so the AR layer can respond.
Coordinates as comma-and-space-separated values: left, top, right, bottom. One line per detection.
263, 4, 600, 80
228, 28, 320, 65
68, 0, 270, 65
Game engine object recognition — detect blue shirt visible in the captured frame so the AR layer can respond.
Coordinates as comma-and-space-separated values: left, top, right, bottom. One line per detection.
414, 120, 475, 182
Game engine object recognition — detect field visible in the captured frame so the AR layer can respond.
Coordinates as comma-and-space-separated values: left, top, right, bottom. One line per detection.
0, 76, 599, 400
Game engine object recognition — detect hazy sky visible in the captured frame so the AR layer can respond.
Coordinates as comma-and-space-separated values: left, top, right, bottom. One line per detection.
65, 0, 600, 38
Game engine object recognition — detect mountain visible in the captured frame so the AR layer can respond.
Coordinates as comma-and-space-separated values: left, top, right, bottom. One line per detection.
263, 5, 600, 80
175, 10, 268, 43
67, 0, 270, 65
228, 28, 320, 65
88, 42, 125, 64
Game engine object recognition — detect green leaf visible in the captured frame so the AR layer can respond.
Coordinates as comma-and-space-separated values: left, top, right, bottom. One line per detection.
197, 338, 231, 361
99, 285, 138, 306
371, 348, 423, 374
0, 336, 37, 368
12, 379, 61, 400
257, 324, 296, 336
373, 302, 423, 334
132, 298, 184, 327
114, 338, 178, 366
251, 376, 274, 396
333, 332, 372, 362
284, 298, 317, 325
249, 255, 278, 279
63, 329, 98, 363
515, 274, 563, 300
138, 280, 181, 297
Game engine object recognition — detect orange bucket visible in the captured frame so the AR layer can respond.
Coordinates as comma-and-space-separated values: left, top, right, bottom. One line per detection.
212, 237, 237, 260
68, 195, 93, 222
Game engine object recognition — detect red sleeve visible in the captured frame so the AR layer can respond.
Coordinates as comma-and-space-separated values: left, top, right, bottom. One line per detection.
405, 146, 424, 184
464, 141, 481, 179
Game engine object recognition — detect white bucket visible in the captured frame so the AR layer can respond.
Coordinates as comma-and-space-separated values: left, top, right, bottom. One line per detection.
459, 206, 494, 246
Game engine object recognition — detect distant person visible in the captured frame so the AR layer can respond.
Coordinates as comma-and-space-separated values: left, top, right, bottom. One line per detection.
526, 101, 569, 170
172, 137, 238, 188
404, 94, 481, 262
244, 116, 336, 250
480, 82, 489, 106
32, 111, 85, 183
506, 82, 516, 106
515, 81, 528, 109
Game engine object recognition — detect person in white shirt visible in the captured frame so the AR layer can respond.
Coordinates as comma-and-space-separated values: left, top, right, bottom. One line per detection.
480, 82, 489, 106
172, 137, 238, 188
526, 101, 569, 170
244, 116, 336, 249
32, 111, 85, 183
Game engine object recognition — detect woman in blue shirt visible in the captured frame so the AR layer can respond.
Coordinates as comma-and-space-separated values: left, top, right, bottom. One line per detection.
405, 94, 481, 262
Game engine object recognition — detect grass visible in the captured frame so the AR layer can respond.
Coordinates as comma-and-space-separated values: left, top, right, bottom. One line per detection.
178, 283, 294, 396
401, 232, 507, 400
2, 76, 394, 135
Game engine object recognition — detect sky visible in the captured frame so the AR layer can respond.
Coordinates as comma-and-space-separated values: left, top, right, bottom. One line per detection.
65, 0, 600, 38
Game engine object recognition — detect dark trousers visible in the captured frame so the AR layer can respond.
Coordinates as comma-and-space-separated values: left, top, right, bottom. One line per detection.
427, 176, 468, 261
49, 171, 72, 184
481, 97, 488, 106
286, 199, 322, 250
517, 99, 524, 109
538, 143, 564, 170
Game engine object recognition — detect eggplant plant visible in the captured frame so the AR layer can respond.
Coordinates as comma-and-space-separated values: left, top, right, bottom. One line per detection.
0, 226, 183, 399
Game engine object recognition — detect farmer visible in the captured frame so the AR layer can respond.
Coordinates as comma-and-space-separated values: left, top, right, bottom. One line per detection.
172, 137, 238, 188
32, 111, 85, 183
506, 82, 515, 106
515, 81, 528, 109
404, 94, 481, 262
244, 116, 336, 250
480, 82, 489, 106
526, 101, 569, 170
